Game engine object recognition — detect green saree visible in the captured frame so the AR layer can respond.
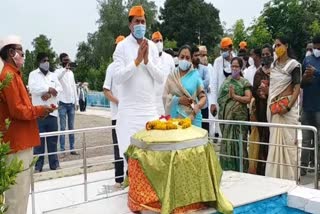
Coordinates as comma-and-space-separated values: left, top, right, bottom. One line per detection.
218, 76, 251, 172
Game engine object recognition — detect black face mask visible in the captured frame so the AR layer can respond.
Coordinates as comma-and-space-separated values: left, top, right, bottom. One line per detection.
223, 69, 231, 77
39, 68, 49, 75
261, 56, 274, 67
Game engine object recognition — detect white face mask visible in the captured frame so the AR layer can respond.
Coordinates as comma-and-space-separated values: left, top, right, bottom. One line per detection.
39, 61, 50, 71
12, 52, 25, 69
156, 42, 163, 53
248, 57, 254, 66
313, 49, 320, 58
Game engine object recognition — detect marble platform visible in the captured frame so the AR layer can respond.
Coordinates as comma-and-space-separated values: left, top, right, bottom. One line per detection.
28, 170, 311, 214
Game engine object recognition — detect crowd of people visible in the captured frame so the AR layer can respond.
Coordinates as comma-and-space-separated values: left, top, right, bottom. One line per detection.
103, 5, 320, 188
1, 4, 320, 214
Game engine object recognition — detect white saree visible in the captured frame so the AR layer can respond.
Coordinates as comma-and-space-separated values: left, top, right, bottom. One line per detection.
265, 59, 301, 180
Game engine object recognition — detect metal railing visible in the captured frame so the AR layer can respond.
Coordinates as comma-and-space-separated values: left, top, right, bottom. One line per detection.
30, 125, 127, 214
203, 118, 319, 189
29, 119, 319, 213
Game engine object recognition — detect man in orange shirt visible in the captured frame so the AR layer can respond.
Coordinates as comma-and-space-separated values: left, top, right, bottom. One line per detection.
0, 35, 53, 214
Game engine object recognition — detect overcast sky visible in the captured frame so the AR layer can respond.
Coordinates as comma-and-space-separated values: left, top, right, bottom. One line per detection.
0, 0, 269, 59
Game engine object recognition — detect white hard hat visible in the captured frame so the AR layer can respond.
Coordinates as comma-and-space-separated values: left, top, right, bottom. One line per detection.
0, 35, 22, 52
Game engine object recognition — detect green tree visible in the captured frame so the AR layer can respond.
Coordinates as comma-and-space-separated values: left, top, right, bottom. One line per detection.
159, 0, 223, 50
246, 17, 273, 48
262, 0, 320, 60
164, 39, 177, 49
22, 50, 35, 83
309, 20, 320, 37
232, 19, 248, 50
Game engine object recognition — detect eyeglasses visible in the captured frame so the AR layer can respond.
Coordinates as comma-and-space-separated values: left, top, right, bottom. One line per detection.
14, 48, 25, 57
153, 39, 163, 43
42, 59, 49, 62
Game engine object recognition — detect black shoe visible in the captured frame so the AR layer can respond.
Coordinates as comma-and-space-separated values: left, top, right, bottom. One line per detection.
70, 151, 80, 155
51, 166, 61, 170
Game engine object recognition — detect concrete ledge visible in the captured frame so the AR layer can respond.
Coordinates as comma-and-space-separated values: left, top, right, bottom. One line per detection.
288, 186, 320, 214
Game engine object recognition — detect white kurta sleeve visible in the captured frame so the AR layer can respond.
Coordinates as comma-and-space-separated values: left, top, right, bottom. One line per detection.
103, 64, 112, 90
210, 59, 219, 106
144, 42, 164, 84
113, 43, 139, 85
54, 74, 63, 93
55, 68, 67, 80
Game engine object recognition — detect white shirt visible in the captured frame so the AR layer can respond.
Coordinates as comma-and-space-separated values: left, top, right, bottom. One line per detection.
28, 68, 62, 117
155, 51, 175, 115
113, 34, 163, 114
103, 62, 118, 120
209, 56, 231, 105
243, 64, 259, 86
55, 67, 78, 105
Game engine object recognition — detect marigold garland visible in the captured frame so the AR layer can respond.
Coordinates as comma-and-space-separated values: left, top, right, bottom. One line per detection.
146, 118, 191, 130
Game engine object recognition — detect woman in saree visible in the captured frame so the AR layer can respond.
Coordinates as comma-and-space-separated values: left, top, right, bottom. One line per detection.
218, 57, 252, 171
248, 44, 273, 175
265, 37, 301, 180
163, 45, 207, 127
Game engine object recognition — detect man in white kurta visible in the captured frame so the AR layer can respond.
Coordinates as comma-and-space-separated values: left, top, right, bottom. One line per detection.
152, 31, 175, 115
113, 6, 163, 159
209, 37, 234, 137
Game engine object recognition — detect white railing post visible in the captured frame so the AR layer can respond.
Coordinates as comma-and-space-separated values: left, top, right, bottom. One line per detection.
82, 132, 88, 201
239, 124, 243, 173
314, 130, 319, 189
31, 167, 36, 214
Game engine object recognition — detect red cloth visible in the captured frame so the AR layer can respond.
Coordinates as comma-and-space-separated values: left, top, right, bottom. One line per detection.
0, 63, 44, 153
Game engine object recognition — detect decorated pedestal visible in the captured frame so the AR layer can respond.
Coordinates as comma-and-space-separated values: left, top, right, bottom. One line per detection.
126, 118, 233, 214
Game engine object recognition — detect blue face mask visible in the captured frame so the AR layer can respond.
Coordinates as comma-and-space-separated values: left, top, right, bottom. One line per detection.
231, 69, 241, 79
222, 51, 229, 59
178, 59, 191, 71
133, 24, 146, 39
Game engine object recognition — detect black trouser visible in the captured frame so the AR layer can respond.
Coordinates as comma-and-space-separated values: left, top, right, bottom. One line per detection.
112, 120, 124, 183
301, 111, 320, 169
201, 107, 210, 133
79, 99, 86, 112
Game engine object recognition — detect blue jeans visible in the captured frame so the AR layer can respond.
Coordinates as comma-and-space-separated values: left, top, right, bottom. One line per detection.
34, 116, 59, 171
58, 101, 75, 151
301, 111, 320, 168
